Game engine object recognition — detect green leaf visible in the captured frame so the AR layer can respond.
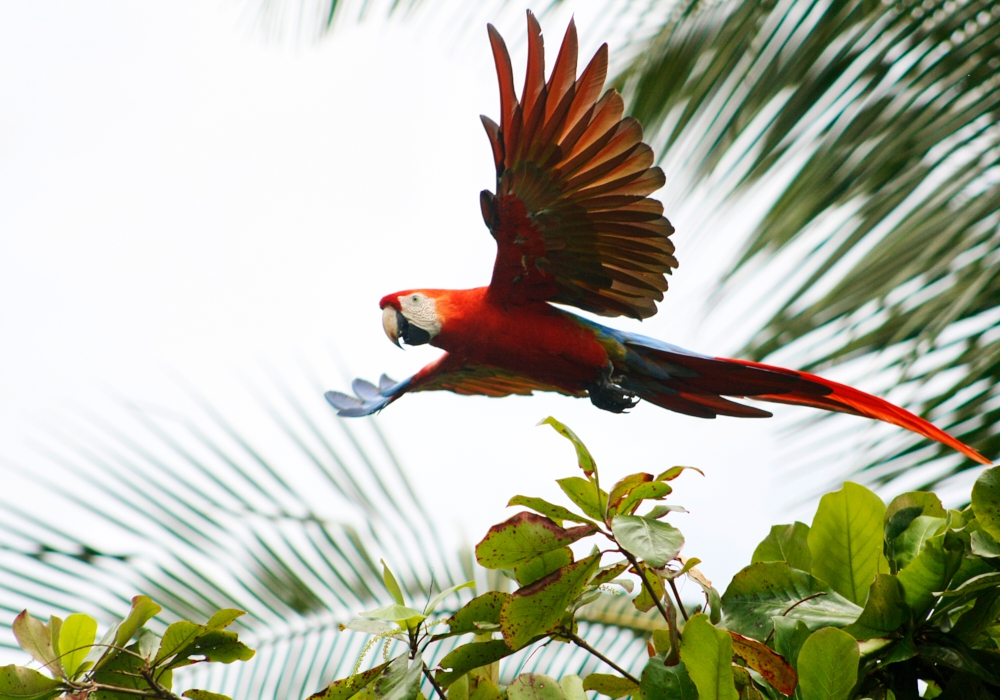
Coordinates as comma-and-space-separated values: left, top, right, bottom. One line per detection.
342, 620, 398, 636
607, 473, 673, 516
771, 617, 810, 671
92, 642, 158, 700
686, 567, 722, 624
539, 417, 596, 478
358, 605, 426, 625
45, 618, 60, 674
182, 691, 232, 700
509, 674, 566, 700
730, 667, 764, 700
645, 505, 688, 519
970, 526, 1000, 558
95, 596, 162, 671
475, 512, 597, 569
468, 676, 502, 700
842, 574, 909, 640
507, 496, 597, 527
972, 467, 1000, 541
556, 477, 607, 522
448, 674, 468, 700
58, 613, 98, 680
156, 621, 202, 663
514, 548, 573, 587
590, 562, 629, 587
381, 560, 405, 606
678, 613, 738, 700
721, 562, 861, 640
0, 666, 62, 700
951, 589, 1000, 645
633, 562, 665, 613
306, 661, 390, 700
916, 642, 1000, 686
500, 553, 601, 649
581, 674, 638, 699
808, 482, 887, 604
639, 656, 698, 700
436, 641, 516, 688
135, 630, 160, 661
375, 653, 422, 700
751, 522, 812, 572
617, 482, 673, 517
442, 592, 509, 637
559, 675, 585, 700
611, 515, 684, 568
893, 516, 946, 570
204, 608, 244, 631
897, 532, 962, 618
940, 571, 1000, 598
796, 628, 859, 700
728, 630, 797, 696
171, 629, 255, 666
655, 467, 703, 482
885, 492, 946, 525
12, 612, 60, 678
424, 580, 475, 616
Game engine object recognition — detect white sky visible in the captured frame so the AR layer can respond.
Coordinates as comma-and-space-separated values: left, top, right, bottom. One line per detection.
0, 0, 907, 610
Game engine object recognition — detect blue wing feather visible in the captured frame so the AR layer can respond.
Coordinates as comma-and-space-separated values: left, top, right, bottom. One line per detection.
325, 375, 413, 417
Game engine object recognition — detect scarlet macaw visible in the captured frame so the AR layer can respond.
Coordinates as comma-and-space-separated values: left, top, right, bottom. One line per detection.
326, 12, 990, 466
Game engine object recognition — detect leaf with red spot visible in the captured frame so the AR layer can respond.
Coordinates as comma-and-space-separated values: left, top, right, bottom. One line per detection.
539, 417, 597, 478
500, 554, 601, 649
728, 630, 798, 696
475, 512, 597, 569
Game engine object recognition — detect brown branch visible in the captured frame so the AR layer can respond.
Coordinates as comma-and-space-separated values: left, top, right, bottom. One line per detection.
422, 663, 447, 700
666, 578, 689, 622
566, 631, 640, 685
618, 549, 672, 626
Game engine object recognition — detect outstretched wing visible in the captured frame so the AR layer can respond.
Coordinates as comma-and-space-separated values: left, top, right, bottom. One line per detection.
325, 354, 576, 417
480, 12, 677, 320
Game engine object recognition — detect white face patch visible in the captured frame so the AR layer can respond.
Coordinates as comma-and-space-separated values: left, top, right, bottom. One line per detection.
399, 293, 442, 338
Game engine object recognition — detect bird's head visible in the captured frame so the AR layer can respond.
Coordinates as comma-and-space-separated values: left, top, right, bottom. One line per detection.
379, 291, 444, 347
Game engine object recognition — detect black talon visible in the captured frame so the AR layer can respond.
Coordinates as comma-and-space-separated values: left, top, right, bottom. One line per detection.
586, 363, 639, 414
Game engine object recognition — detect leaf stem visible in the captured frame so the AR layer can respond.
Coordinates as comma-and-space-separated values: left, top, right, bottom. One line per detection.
422, 663, 447, 700
618, 549, 672, 625
763, 592, 827, 644
566, 630, 640, 685
667, 578, 689, 622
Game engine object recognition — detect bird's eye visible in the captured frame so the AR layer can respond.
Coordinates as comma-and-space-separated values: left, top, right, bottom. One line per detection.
412, 295, 419, 303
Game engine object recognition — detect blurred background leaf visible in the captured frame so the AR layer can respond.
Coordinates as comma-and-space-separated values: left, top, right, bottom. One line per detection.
0, 374, 653, 698
613, 0, 999, 488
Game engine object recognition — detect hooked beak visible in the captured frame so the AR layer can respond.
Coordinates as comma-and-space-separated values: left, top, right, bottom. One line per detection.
381, 305, 433, 348
382, 306, 402, 347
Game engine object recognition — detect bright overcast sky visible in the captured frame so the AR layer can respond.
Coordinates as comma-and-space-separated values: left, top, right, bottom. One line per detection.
0, 0, 910, 604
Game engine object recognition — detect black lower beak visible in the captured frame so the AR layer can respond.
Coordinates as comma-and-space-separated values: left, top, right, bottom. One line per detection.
396, 311, 431, 346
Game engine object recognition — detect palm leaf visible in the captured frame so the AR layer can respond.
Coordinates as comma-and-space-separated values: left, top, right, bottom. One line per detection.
0, 374, 656, 697
616, 0, 1000, 487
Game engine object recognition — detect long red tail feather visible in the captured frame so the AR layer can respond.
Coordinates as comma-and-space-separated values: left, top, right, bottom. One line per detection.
726, 358, 992, 466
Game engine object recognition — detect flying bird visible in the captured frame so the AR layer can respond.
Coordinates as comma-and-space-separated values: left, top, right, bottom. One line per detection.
326, 12, 990, 465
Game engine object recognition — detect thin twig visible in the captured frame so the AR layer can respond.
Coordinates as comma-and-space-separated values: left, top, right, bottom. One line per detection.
763, 592, 827, 644
667, 578, 690, 622
567, 631, 641, 685
618, 549, 672, 625
423, 663, 448, 700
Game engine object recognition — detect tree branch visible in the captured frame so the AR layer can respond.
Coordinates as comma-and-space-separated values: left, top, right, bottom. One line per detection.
566, 631, 640, 685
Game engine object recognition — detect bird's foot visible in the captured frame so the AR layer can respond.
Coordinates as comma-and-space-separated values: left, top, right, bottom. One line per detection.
587, 363, 639, 414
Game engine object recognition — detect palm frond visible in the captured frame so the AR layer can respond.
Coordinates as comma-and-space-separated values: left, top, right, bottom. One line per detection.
618, 0, 1000, 487
0, 372, 655, 697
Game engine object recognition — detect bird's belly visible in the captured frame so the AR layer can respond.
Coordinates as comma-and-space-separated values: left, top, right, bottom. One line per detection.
436, 310, 608, 390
